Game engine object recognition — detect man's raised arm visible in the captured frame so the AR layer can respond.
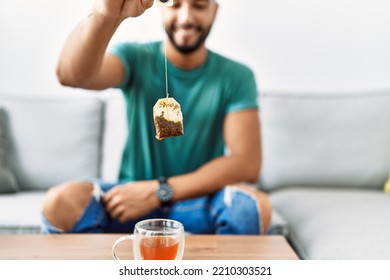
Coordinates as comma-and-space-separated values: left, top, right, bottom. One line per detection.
56, 0, 154, 90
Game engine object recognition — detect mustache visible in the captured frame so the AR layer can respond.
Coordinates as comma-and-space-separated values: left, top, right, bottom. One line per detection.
172, 23, 202, 31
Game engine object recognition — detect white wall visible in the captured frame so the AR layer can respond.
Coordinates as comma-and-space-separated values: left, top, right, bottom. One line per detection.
1, 0, 390, 95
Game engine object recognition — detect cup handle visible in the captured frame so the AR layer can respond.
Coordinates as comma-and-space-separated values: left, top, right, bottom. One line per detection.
112, 235, 134, 260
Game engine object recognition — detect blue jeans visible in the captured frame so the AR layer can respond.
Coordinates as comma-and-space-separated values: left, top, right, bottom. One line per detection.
41, 180, 264, 235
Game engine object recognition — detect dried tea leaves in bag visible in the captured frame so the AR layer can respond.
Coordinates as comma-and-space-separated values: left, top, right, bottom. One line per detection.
153, 97, 184, 140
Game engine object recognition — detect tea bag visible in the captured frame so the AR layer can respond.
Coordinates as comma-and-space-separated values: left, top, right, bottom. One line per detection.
153, 97, 184, 140
154, 0, 180, 140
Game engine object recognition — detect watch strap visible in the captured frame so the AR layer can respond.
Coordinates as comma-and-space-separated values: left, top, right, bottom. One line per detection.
157, 176, 173, 207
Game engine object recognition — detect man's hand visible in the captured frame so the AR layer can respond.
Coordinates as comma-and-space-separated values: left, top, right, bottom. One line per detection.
93, 0, 155, 20
103, 180, 160, 223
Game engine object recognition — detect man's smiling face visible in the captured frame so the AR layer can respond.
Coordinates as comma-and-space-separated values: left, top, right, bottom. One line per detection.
162, 0, 218, 54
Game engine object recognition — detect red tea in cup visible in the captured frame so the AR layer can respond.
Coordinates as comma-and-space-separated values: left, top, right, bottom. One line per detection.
140, 236, 179, 260
112, 219, 184, 260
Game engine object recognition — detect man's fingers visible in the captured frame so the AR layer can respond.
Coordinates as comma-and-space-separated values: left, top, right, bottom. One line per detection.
104, 194, 121, 212
103, 186, 121, 203
118, 213, 129, 223
109, 205, 125, 220
142, 0, 155, 9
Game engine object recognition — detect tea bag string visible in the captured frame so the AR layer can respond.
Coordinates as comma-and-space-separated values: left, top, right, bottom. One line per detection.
163, 22, 169, 99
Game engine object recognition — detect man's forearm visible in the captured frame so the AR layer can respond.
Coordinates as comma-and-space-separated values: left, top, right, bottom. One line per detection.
168, 110, 262, 202
168, 154, 261, 202
56, 13, 122, 87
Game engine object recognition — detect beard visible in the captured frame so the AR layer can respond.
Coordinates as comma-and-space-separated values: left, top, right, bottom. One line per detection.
165, 23, 213, 55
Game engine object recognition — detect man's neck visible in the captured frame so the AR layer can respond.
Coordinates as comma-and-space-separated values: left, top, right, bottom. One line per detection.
165, 41, 208, 70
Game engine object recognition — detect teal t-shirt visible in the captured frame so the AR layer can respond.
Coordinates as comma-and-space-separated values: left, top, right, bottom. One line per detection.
109, 41, 259, 181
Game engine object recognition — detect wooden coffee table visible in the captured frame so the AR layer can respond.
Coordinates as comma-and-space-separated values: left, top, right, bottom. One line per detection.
0, 234, 299, 260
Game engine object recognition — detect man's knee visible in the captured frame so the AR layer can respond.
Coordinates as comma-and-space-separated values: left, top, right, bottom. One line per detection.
42, 181, 94, 232
228, 184, 272, 234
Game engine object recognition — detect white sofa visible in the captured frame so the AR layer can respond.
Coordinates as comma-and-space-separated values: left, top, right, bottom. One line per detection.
0, 92, 125, 234
1, 90, 389, 260
259, 91, 390, 259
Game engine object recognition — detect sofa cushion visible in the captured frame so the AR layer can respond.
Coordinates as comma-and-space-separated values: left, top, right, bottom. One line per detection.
0, 108, 20, 193
0, 191, 45, 234
0, 93, 104, 191
259, 91, 390, 191
270, 187, 390, 259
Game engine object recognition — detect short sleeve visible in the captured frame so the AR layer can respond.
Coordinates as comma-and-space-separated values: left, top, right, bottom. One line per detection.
225, 65, 259, 115
107, 42, 139, 90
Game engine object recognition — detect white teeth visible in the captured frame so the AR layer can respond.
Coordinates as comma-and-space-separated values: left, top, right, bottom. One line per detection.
177, 29, 197, 36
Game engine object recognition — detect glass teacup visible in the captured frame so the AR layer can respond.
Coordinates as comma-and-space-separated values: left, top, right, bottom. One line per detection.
112, 219, 185, 260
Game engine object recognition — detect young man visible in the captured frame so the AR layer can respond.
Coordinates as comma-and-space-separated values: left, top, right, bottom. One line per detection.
42, 0, 271, 234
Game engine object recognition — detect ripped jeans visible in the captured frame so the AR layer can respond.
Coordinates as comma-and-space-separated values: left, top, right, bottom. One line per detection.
41, 180, 264, 235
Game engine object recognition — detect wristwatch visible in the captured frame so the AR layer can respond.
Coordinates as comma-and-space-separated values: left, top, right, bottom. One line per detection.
157, 177, 174, 207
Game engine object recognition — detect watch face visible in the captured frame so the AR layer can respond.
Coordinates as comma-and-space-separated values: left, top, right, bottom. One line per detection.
158, 184, 173, 202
